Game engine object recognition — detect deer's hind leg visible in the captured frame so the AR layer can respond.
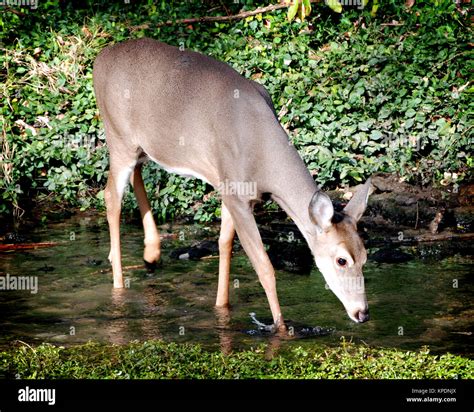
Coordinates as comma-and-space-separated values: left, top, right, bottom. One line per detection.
130, 162, 161, 271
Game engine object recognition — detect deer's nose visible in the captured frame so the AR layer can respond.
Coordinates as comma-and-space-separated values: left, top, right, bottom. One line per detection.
356, 309, 370, 323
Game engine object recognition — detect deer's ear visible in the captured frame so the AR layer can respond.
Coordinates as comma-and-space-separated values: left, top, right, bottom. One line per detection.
343, 177, 373, 222
309, 191, 334, 232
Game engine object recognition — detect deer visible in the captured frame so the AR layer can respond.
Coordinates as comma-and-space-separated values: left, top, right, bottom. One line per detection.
93, 38, 373, 332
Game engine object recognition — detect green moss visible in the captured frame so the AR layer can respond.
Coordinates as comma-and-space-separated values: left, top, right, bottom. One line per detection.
1, 340, 472, 379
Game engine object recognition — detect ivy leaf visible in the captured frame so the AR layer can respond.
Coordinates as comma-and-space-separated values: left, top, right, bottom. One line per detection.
371, 0, 379, 16
299, 3, 306, 21
303, 0, 312, 16
358, 120, 371, 131
287, 1, 299, 22
326, 0, 343, 13
370, 130, 383, 140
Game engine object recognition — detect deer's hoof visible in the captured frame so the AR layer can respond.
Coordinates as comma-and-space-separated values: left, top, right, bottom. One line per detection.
144, 259, 162, 273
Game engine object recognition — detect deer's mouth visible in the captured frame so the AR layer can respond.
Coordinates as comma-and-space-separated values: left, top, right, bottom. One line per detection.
348, 308, 370, 323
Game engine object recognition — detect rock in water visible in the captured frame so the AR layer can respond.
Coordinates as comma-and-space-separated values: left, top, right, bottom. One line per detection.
370, 248, 413, 263
267, 242, 313, 275
169, 240, 218, 260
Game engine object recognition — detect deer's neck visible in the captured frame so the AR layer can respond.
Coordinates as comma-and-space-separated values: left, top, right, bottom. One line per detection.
264, 130, 318, 242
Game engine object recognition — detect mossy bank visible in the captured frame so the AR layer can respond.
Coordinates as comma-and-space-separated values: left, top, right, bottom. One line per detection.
1, 340, 472, 379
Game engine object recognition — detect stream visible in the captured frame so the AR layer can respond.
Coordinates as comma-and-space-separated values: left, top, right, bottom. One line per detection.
0, 214, 472, 356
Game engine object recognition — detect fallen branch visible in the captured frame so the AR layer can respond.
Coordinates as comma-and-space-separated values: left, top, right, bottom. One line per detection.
159, 233, 178, 240
380, 21, 405, 26
133, 1, 322, 30
2, 6, 26, 17
157, 3, 286, 26
381, 232, 474, 245
413, 232, 474, 243
0, 242, 59, 252
91, 264, 144, 276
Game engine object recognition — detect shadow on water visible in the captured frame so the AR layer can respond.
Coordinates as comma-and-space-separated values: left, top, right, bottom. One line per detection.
0, 214, 472, 356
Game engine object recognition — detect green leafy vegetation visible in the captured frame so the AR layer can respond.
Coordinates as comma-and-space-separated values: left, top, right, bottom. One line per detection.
1, 340, 472, 379
1, 1, 471, 221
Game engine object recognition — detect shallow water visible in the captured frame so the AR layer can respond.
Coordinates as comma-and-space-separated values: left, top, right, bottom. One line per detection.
0, 214, 472, 356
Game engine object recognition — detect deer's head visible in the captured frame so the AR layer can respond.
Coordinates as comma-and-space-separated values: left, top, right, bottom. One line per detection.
308, 179, 372, 323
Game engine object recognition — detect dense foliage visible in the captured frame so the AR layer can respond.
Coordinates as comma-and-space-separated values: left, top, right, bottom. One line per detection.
1, 1, 472, 221
1, 340, 472, 379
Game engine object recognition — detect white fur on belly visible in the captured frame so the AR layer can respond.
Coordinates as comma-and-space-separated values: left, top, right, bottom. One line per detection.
147, 155, 210, 184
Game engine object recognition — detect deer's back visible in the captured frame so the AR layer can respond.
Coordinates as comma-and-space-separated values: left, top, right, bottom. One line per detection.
93, 38, 282, 188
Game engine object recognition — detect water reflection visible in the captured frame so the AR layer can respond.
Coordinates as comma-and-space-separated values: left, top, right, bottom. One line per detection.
214, 306, 233, 354
107, 288, 131, 345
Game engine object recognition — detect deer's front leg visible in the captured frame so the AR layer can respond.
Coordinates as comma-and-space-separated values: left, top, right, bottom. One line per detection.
224, 197, 285, 331
105, 146, 137, 289
216, 202, 235, 307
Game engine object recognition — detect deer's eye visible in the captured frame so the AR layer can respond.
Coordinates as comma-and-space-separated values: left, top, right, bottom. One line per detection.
337, 257, 347, 267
